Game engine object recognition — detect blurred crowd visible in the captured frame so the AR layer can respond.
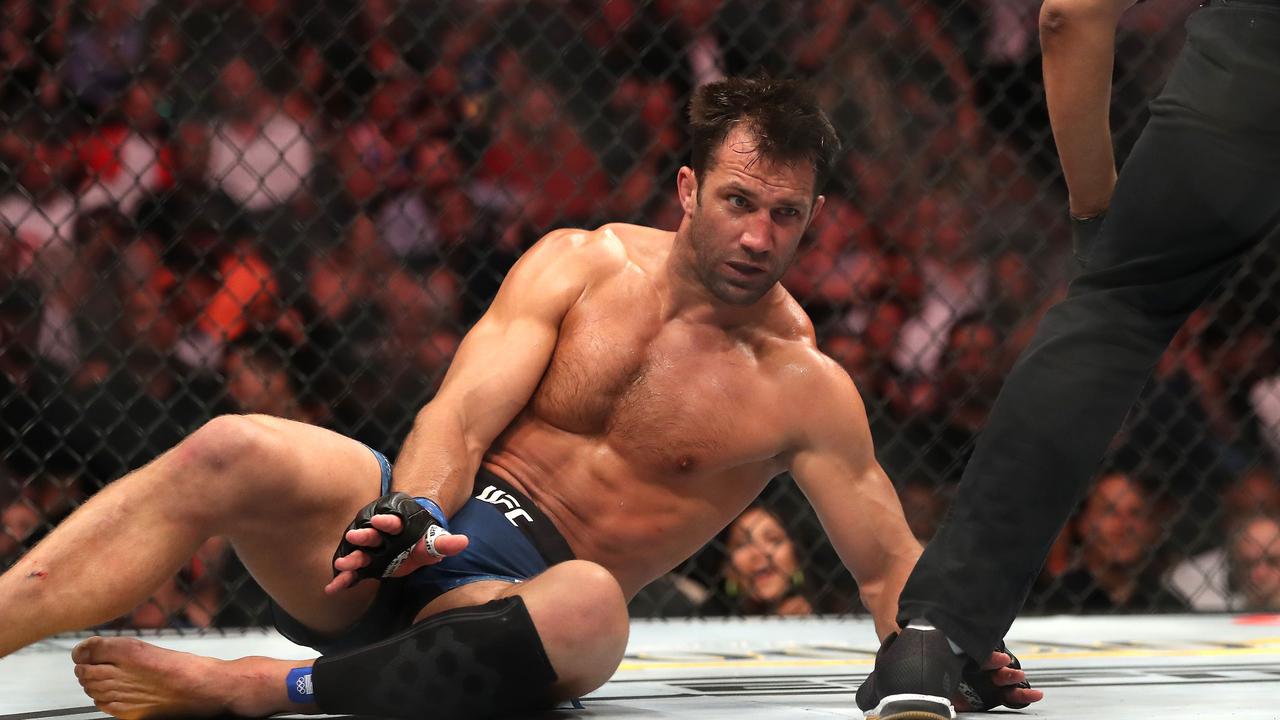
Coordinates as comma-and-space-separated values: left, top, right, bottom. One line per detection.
3, 0, 1277, 628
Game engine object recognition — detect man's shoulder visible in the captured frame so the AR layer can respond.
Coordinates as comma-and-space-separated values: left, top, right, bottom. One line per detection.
538, 223, 669, 267
531, 223, 675, 290
762, 311, 850, 395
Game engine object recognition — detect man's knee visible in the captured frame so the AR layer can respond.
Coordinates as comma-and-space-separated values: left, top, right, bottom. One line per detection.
177, 415, 279, 477
532, 560, 629, 696
170, 415, 297, 516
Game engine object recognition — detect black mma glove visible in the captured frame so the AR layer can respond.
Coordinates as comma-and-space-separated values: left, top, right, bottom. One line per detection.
956, 641, 1033, 712
332, 492, 451, 580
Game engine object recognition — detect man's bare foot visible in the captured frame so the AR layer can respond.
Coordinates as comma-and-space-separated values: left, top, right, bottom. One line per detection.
72, 636, 297, 719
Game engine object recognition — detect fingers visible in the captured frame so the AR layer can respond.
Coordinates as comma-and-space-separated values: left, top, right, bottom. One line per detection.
990, 666, 1026, 686
390, 533, 470, 577
368, 513, 404, 534
431, 532, 469, 557
1006, 687, 1045, 706
982, 650, 1011, 670
344, 513, 404, 548
333, 549, 371, 572
324, 569, 359, 595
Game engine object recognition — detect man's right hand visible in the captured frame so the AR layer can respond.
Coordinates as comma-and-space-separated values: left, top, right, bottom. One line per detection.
324, 494, 469, 594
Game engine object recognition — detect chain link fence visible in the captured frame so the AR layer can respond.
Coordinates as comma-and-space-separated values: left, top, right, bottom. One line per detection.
2, 0, 1278, 630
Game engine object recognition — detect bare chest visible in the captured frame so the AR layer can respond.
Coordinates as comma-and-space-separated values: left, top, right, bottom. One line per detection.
529, 308, 782, 473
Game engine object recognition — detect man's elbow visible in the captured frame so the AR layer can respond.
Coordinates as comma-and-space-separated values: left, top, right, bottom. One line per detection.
1039, 0, 1128, 41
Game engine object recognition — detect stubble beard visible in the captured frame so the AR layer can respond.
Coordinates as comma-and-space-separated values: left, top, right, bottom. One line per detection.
686, 210, 779, 307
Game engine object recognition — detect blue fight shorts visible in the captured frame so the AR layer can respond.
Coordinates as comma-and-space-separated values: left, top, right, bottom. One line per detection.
271, 446, 575, 655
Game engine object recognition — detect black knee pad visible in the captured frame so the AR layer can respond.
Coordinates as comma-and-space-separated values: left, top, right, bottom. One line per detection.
312, 595, 558, 719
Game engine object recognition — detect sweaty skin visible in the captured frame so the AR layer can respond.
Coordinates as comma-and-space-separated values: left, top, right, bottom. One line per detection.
488, 222, 853, 595
351, 128, 922, 638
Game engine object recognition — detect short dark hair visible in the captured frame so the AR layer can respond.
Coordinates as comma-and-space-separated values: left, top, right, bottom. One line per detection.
688, 76, 840, 194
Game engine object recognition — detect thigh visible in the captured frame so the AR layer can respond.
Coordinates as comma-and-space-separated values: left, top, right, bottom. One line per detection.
220, 414, 386, 635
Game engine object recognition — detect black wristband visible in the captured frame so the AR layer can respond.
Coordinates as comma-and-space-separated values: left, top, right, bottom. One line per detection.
1071, 211, 1107, 269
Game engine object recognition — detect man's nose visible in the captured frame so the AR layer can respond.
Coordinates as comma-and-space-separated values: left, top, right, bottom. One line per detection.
740, 214, 774, 256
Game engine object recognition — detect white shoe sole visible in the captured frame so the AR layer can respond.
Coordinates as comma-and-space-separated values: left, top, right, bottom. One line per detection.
863, 693, 956, 720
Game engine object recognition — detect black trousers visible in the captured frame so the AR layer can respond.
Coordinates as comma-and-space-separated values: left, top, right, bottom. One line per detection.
896, 0, 1280, 661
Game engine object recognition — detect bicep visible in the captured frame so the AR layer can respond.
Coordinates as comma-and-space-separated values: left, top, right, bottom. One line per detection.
428, 229, 594, 443
788, 367, 920, 586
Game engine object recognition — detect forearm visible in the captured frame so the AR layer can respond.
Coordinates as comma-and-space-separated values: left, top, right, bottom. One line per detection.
1040, 0, 1131, 217
858, 543, 922, 641
389, 402, 486, 516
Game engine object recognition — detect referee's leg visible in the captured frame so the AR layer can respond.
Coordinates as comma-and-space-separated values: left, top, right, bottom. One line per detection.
898, 1, 1280, 661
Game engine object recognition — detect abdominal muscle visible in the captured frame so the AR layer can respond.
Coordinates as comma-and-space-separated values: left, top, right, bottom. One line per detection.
481, 415, 781, 598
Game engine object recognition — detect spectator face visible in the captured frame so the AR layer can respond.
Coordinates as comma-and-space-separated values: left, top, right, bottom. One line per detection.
864, 301, 906, 359
123, 81, 163, 134
941, 320, 1002, 400
515, 85, 559, 138
147, 19, 184, 68
993, 252, 1035, 306
919, 192, 974, 258
1225, 469, 1280, 523
436, 188, 477, 246
724, 508, 799, 605
1082, 474, 1157, 569
679, 126, 822, 306
368, 77, 411, 127
173, 122, 211, 183
225, 349, 296, 418
414, 140, 463, 192
1232, 516, 1280, 611
121, 281, 179, 352
218, 59, 263, 117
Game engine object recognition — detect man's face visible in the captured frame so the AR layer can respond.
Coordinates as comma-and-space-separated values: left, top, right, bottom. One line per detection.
679, 127, 822, 306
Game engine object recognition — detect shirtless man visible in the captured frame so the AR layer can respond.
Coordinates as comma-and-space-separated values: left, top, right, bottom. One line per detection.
0, 77, 1036, 718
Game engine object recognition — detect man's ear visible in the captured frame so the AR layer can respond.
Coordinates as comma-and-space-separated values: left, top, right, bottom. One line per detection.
677, 166, 699, 216
808, 194, 826, 227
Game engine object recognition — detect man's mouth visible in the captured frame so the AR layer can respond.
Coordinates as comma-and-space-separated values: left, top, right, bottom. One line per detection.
725, 261, 766, 277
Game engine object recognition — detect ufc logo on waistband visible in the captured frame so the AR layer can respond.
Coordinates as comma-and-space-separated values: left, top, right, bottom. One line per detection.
476, 485, 533, 527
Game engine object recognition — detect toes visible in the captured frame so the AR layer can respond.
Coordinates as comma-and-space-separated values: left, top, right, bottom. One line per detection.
96, 700, 134, 720
72, 637, 107, 665
76, 636, 157, 671
75, 662, 115, 684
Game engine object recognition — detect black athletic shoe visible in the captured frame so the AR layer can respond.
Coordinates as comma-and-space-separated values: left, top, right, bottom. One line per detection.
855, 627, 964, 720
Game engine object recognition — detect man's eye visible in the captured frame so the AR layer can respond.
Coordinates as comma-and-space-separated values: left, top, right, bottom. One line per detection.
776, 207, 800, 219
728, 195, 748, 208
